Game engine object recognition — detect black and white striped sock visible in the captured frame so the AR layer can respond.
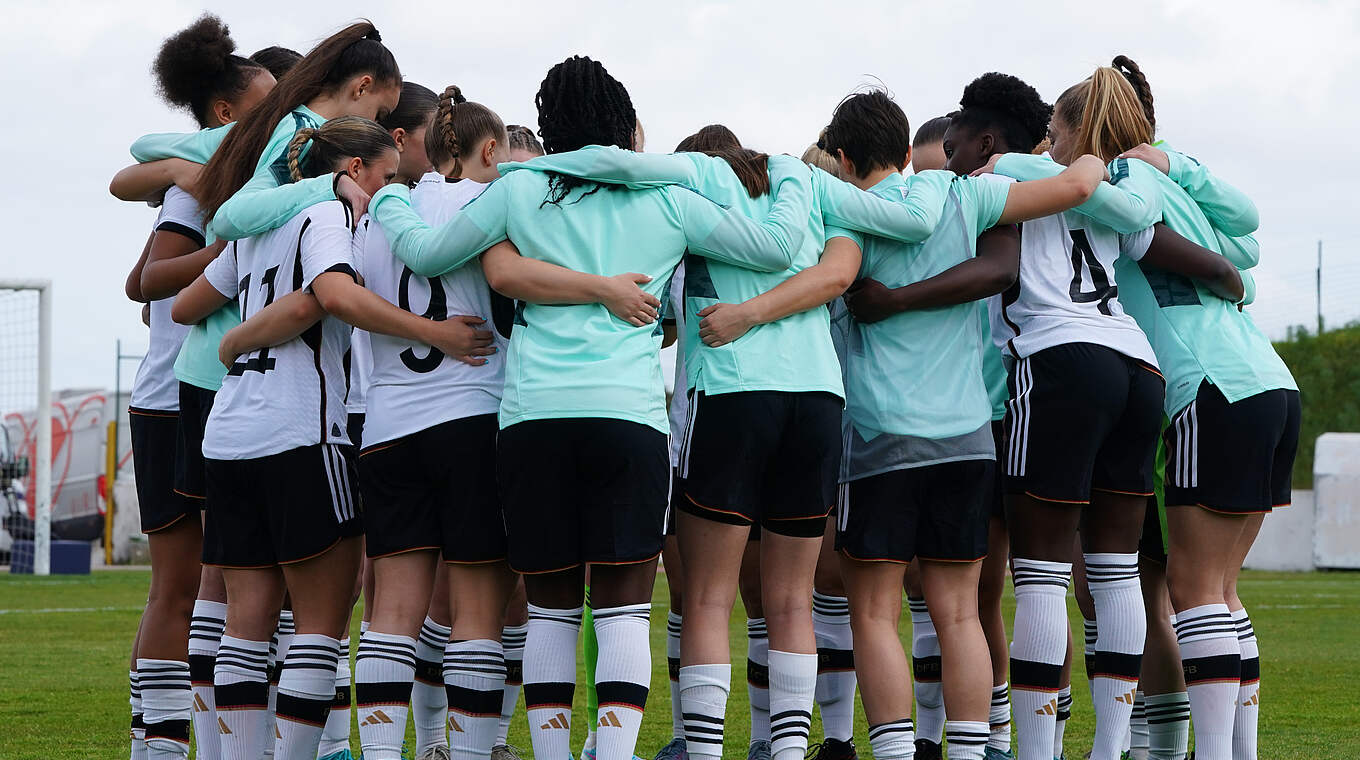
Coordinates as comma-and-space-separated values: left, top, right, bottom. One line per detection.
523, 605, 580, 760
594, 603, 652, 760
1145, 691, 1190, 760
945, 720, 989, 760
413, 617, 451, 752
187, 600, 225, 760
137, 658, 192, 759
1010, 558, 1071, 760
680, 663, 729, 760
868, 718, 915, 760
445, 638, 506, 759
1086, 553, 1145, 760
275, 634, 342, 759
1175, 604, 1239, 760
767, 650, 816, 760
496, 623, 527, 746
746, 617, 771, 743
812, 592, 856, 742
214, 636, 271, 760
355, 631, 417, 760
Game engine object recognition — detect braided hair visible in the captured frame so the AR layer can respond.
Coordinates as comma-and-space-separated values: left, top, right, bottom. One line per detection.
286, 115, 396, 181
534, 56, 637, 204
505, 125, 545, 157
425, 85, 505, 178
1111, 55, 1156, 135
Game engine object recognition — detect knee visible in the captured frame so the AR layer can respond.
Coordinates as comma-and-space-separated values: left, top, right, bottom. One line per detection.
813, 564, 844, 596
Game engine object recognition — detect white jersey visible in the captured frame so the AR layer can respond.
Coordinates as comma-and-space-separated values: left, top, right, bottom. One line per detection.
991, 210, 1158, 367
346, 328, 371, 415
355, 172, 508, 448
201, 201, 355, 460
665, 262, 688, 468
130, 186, 203, 411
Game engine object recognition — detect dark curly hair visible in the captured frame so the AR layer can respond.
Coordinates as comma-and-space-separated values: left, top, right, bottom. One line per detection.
534, 56, 637, 204
152, 14, 265, 128
951, 72, 1051, 154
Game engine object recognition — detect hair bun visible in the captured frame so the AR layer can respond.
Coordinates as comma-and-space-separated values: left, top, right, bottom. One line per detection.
364, 27, 382, 42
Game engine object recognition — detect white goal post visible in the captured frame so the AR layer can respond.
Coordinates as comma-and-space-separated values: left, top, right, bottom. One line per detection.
0, 279, 52, 575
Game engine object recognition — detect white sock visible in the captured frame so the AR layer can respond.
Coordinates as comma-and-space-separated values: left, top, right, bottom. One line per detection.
812, 592, 856, 742
317, 636, 352, 758
496, 624, 527, 746
988, 682, 1012, 753
1053, 686, 1072, 759
266, 612, 295, 760
445, 638, 506, 760
767, 650, 816, 760
1009, 558, 1071, 760
680, 663, 729, 760
275, 634, 341, 760
188, 601, 226, 760
414, 618, 452, 752
1129, 689, 1149, 759
945, 720, 990, 760
746, 618, 771, 743
1145, 691, 1189, 760
524, 605, 581, 760
355, 631, 417, 760
138, 658, 192, 760
1232, 608, 1259, 760
869, 718, 916, 760
594, 603, 652, 760
1085, 553, 1145, 760
1174, 604, 1240, 760
666, 610, 684, 740
131, 669, 146, 760
909, 598, 944, 744
215, 636, 272, 760
1083, 615, 1098, 709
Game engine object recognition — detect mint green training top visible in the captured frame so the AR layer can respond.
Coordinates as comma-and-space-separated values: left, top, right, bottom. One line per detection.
498, 147, 956, 398
830, 174, 1011, 468
367, 154, 815, 433
996, 152, 1293, 416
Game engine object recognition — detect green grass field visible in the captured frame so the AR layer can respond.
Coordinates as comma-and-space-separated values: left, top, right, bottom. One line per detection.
0, 569, 1356, 759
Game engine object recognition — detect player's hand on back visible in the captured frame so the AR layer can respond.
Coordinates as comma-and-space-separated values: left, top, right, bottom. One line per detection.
424, 315, 496, 366
601, 272, 661, 327
1117, 143, 1170, 175
844, 278, 900, 324
697, 302, 757, 347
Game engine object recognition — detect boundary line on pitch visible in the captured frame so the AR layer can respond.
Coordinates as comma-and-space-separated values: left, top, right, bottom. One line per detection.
0, 605, 143, 615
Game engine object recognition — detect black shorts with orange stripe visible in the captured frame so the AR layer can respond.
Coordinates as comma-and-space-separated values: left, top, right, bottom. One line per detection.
497, 417, 669, 574
1003, 342, 1164, 505
203, 443, 362, 568
835, 459, 993, 563
359, 414, 504, 562
1163, 381, 1300, 514
677, 390, 840, 539
130, 407, 197, 533
173, 383, 216, 502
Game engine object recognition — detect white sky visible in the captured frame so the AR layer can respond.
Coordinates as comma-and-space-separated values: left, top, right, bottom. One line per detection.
2, 0, 1358, 391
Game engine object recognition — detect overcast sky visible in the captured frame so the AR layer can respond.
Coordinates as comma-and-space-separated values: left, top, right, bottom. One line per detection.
3, 0, 1358, 392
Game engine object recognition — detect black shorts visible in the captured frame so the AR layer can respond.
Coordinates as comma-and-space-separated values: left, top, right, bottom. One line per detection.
359, 415, 505, 563
203, 443, 363, 568
665, 468, 682, 537
130, 407, 196, 533
347, 412, 365, 451
1140, 495, 1167, 564
835, 459, 994, 563
678, 390, 840, 538
174, 384, 216, 502
498, 418, 669, 574
1164, 382, 1301, 514
989, 420, 1006, 520
1004, 343, 1164, 504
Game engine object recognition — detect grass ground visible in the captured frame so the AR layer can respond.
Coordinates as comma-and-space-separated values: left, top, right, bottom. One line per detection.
0, 570, 1355, 759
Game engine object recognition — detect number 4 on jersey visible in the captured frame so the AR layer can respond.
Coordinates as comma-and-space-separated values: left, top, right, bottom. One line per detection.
1068, 229, 1117, 316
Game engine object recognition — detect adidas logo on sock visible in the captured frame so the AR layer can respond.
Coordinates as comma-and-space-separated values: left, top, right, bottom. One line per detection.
193, 694, 209, 711
539, 712, 570, 730
1035, 699, 1057, 716
598, 710, 623, 728
361, 710, 395, 726
217, 717, 232, 735
448, 716, 465, 733
1242, 694, 1259, 706
1116, 689, 1137, 704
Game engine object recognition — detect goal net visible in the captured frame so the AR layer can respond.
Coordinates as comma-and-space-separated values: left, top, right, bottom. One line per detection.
0, 281, 52, 574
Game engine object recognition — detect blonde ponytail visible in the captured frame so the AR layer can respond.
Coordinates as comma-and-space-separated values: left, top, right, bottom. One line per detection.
1054, 66, 1153, 163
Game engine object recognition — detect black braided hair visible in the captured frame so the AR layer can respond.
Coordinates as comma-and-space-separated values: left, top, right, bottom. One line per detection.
1112, 55, 1156, 135
952, 72, 1052, 154
534, 55, 637, 205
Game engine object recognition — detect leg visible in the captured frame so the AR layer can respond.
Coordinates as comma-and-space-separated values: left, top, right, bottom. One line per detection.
189, 563, 228, 760
218, 566, 286, 760
444, 560, 519, 760
921, 559, 991, 760
496, 578, 529, 749
1140, 558, 1188, 760
760, 530, 823, 760
841, 557, 916, 760
812, 518, 856, 749
739, 537, 771, 749
907, 561, 944, 750
139, 518, 205, 760
1227, 514, 1263, 760
659, 533, 688, 751
587, 560, 660, 760
522, 568, 587, 760
978, 514, 1012, 757
411, 562, 453, 757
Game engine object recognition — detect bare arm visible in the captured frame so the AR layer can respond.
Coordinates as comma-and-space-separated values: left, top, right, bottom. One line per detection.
141, 235, 227, 302
109, 159, 202, 204
216, 291, 326, 367
124, 232, 155, 303
995, 154, 1105, 225
844, 225, 1020, 324
1140, 223, 1244, 303
695, 237, 862, 347
171, 274, 232, 325
481, 241, 662, 327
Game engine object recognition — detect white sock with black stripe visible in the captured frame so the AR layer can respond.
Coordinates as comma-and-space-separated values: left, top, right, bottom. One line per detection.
214, 636, 272, 760
317, 636, 353, 758
680, 663, 729, 760
130, 668, 146, 760
1082, 615, 1097, 710
868, 718, 916, 760
666, 610, 684, 740
445, 638, 506, 760
275, 634, 342, 760
1145, 691, 1190, 760
594, 604, 652, 760
188, 600, 225, 760
767, 649, 816, 760
1053, 685, 1072, 758
746, 618, 771, 743
1174, 604, 1239, 760
945, 720, 990, 760
413, 617, 451, 752
496, 624, 527, 746
1232, 608, 1260, 760
355, 631, 417, 760
988, 682, 1012, 753
908, 597, 944, 745
523, 605, 581, 760
138, 658, 192, 759
1129, 690, 1149, 759
812, 592, 856, 742
1009, 558, 1071, 760
1085, 553, 1145, 760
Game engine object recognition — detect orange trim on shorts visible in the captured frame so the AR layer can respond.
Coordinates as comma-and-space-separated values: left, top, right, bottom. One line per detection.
512, 561, 584, 576
917, 554, 988, 564
684, 493, 754, 523
1024, 491, 1090, 506
765, 507, 833, 522
141, 512, 190, 534
1137, 363, 1165, 381
1091, 487, 1155, 497
589, 551, 662, 567
174, 488, 206, 500
367, 545, 441, 560
837, 547, 911, 565
444, 556, 509, 566
203, 561, 279, 570
128, 407, 178, 419
277, 536, 344, 566
358, 441, 400, 458
1182, 502, 1272, 516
